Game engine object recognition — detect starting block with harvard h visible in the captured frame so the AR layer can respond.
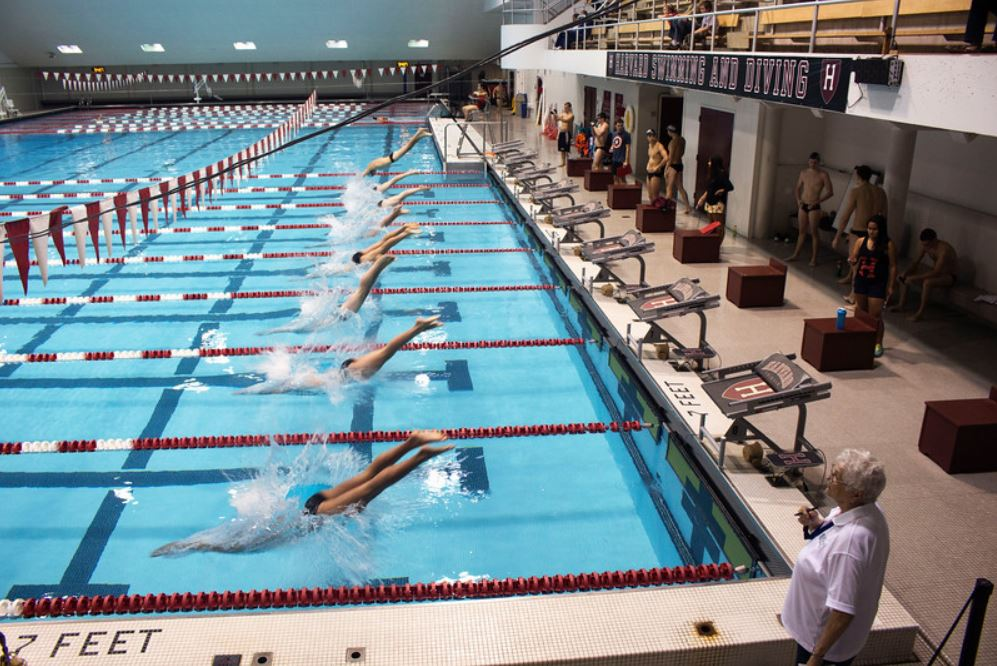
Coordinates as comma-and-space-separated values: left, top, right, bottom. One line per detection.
699, 352, 832, 471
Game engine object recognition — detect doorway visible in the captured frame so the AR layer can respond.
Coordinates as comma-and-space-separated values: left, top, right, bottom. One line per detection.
583, 86, 597, 126
694, 108, 734, 201
657, 95, 683, 137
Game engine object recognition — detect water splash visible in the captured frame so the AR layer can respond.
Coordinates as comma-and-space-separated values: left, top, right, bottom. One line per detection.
150, 442, 466, 586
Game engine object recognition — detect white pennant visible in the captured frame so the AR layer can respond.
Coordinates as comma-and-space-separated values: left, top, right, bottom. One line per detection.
100, 209, 114, 257
28, 216, 50, 285
42, 71, 50, 80
68, 205, 88, 266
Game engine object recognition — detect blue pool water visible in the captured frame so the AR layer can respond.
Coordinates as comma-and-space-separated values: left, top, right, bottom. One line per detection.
0, 106, 752, 607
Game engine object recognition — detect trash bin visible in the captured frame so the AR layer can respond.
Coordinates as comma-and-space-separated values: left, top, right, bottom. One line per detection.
516, 93, 528, 119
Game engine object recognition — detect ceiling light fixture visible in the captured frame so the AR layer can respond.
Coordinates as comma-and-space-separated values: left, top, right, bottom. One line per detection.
140, 43, 165, 53
407, 39, 430, 48
56, 45, 83, 54
326, 40, 348, 49
233, 41, 257, 50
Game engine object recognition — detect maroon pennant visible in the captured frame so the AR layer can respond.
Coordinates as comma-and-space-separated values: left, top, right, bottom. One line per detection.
48, 206, 69, 265
192, 170, 202, 209
205, 165, 214, 200
4, 219, 32, 294
112, 193, 128, 248
138, 188, 151, 232
158, 181, 171, 217
216, 160, 226, 190
177, 175, 188, 217
85, 201, 103, 262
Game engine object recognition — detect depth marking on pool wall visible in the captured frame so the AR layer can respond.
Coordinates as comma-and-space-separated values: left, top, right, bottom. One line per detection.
3, 627, 163, 660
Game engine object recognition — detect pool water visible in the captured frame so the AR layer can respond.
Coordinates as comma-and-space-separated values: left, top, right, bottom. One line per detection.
0, 105, 747, 607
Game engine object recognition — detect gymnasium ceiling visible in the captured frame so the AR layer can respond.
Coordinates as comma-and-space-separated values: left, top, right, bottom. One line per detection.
0, 0, 503, 67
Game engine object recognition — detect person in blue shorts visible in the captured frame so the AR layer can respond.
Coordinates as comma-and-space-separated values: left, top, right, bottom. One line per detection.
609, 117, 631, 184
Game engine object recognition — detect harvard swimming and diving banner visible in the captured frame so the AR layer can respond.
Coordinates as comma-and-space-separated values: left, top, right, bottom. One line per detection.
606, 51, 852, 113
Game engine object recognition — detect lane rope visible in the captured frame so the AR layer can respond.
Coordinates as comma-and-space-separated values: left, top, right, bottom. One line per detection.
0, 420, 647, 455
2, 199, 500, 217
0, 183, 490, 200
2, 562, 735, 618
0, 337, 587, 365
0, 171, 478, 187
0, 283, 555, 307
24, 247, 531, 267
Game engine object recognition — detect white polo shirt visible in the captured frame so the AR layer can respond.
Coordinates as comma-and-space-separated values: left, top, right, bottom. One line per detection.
782, 503, 890, 662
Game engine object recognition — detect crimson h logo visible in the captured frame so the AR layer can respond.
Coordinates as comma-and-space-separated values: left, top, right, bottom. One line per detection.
820, 60, 842, 105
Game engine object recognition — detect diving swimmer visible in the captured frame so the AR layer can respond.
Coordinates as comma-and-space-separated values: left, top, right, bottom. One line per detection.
150, 430, 454, 556
241, 315, 444, 393
362, 128, 433, 176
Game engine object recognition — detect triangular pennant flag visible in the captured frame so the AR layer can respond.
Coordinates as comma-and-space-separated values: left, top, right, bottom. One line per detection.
300, 71, 308, 80
113, 193, 128, 248
431, 64, 438, 73
28, 215, 50, 285
216, 160, 226, 190
192, 170, 202, 209
279, 72, 286, 81
378, 68, 384, 77
390, 67, 396, 76
84, 201, 102, 262
332, 70, 339, 79
205, 164, 214, 200
167, 74, 175, 83
255, 73, 262, 82
266, 72, 273, 81
100, 208, 114, 257
48, 206, 68, 265
128, 194, 138, 243
139, 188, 151, 232
150, 196, 160, 231
42, 71, 50, 80
69, 204, 88, 265
177, 175, 188, 217
212, 74, 220, 83
158, 181, 171, 218
4, 219, 31, 294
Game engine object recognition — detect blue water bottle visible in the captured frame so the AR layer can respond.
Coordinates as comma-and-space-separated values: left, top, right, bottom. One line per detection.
836, 307, 847, 330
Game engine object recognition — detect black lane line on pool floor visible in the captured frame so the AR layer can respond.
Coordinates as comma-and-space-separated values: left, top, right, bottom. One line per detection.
514, 227, 696, 567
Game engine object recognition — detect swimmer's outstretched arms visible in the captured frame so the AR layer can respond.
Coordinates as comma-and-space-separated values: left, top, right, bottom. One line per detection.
304, 430, 454, 515
341, 315, 442, 380
365, 205, 409, 237
362, 128, 432, 176
372, 169, 420, 194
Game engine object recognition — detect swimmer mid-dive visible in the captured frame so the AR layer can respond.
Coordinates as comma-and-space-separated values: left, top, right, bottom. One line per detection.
364, 205, 409, 237
303, 430, 453, 515
349, 224, 421, 265
150, 431, 454, 556
265, 255, 395, 334
241, 315, 444, 393
362, 128, 433, 176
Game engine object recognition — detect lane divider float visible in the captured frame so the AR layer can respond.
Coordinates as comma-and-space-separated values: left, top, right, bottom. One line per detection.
0, 171, 478, 187
0, 183, 491, 200
1, 284, 555, 307
1, 562, 735, 618
25, 247, 531, 268
2, 200, 501, 217
0, 337, 587, 365
0, 420, 647, 455
128, 220, 514, 235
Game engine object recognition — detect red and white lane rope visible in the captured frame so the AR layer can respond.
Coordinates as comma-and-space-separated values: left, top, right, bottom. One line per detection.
0, 420, 645, 455
2, 199, 500, 217
0, 283, 554, 307
3, 561, 736, 618
0, 171, 476, 187
25, 247, 530, 267
130, 220, 516, 235
0, 183, 489, 200
0, 337, 586, 365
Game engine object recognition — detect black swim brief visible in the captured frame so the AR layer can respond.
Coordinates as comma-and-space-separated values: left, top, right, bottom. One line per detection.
648, 168, 665, 179
801, 202, 821, 213
304, 492, 325, 515
668, 162, 684, 173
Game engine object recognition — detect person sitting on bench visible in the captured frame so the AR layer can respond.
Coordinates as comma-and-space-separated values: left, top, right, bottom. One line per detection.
891, 227, 959, 322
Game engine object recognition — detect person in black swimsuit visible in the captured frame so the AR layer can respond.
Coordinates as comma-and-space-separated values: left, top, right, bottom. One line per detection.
645, 129, 669, 203
304, 430, 454, 516
592, 113, 611, 170
362, 128, 433, 176
849, 215, 896, 357
695, 155, 734, 237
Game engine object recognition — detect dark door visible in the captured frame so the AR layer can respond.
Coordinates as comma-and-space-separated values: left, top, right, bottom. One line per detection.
583, 86, 597, 126
694, 108, 734, 200
658, 95, 683, 137
414, 65, 433, 92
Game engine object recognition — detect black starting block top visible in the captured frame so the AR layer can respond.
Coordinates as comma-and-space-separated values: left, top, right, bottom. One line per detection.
702, 353, 831, 418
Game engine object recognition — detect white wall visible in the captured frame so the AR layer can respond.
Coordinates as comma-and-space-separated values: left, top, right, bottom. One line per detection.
680, 90, 764, 239
769, 107, 997, 292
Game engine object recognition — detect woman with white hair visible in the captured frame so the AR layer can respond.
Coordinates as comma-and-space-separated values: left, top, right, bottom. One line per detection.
782, 449, 890, 666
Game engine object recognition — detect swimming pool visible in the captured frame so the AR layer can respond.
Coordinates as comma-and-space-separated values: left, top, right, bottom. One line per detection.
0, 103, 764, 618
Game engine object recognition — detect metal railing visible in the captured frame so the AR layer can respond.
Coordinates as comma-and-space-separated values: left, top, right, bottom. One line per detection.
503, 0, 578, 25
0, 86, 18, 120
554, 0, 913, 54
